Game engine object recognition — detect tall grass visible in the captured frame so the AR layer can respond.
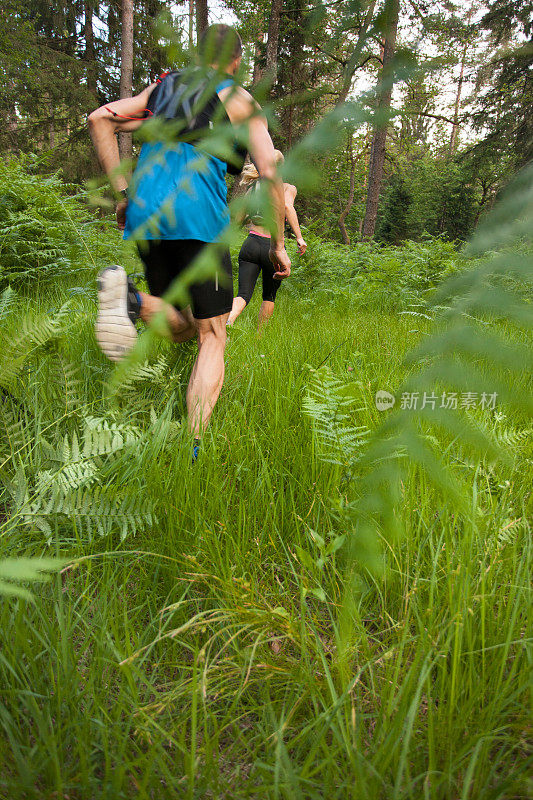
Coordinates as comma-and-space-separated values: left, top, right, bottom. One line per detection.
0, 230, 530, 796
0, 154, 530, 798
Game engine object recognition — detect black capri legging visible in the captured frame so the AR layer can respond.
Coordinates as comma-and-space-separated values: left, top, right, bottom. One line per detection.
237, 233, 282, 305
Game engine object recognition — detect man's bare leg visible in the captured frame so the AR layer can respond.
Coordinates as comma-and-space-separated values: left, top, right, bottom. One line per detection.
257, 300, 275, 331
186, 313, 229, 436
138, 291, 196, 343
227, 296, 247, 326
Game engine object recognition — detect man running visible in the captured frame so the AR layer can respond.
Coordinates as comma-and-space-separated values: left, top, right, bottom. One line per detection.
88, 24, 290, 444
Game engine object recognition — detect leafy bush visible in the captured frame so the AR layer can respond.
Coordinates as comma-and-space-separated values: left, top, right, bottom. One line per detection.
0, 156, 123, 290
285, 230, 460, 312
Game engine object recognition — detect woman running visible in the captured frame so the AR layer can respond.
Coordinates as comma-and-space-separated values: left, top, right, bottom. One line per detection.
227, 151, 307, 328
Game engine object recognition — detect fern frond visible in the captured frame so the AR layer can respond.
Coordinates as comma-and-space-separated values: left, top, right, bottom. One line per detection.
340, 162, 533, 585
113, 355, 170, 394
0, 401, 28, 462
0, 304, 74, 393
303, 367, 369, 470
0, 286, 16, 322
83, 416, 141, 456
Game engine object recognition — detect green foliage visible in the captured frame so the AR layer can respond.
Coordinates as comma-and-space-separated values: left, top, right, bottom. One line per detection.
340, 161, 533, 594
286, 230, 459, 312
472, 0, 533, 172
303, 365, 369, 472
0, 217, 530, 795
377, 157, 480, 243
0, 298, 185, 543
297, 135, 368, 243
5, 416, 156, 542
0, 558, 65, 600
0, 0, 173, 181
375, 172, 411, 243
0, 33, 530, 794
0, 157, 124, 290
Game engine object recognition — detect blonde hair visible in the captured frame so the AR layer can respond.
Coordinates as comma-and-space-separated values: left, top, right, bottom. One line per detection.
240, 150, 284, 186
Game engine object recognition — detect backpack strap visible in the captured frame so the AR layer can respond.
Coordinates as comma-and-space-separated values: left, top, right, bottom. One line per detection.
142, 69, 247, 173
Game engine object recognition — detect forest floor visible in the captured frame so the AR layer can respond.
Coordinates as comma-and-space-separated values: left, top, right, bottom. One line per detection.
0, 234, 531, 799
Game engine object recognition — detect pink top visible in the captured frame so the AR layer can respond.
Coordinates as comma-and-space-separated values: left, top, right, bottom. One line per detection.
250, 229, 271, 239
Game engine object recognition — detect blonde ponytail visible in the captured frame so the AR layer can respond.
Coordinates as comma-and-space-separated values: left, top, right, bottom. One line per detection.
239, 150, 285, 186
240, 163, 260, 185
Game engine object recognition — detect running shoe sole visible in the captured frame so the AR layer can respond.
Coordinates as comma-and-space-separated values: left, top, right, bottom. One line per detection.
95, 265, 138, 362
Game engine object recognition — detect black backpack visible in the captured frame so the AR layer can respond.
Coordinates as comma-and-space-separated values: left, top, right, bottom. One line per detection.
146, 68, 247, 175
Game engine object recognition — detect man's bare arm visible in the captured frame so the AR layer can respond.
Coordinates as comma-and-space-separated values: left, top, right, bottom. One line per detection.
220, 86, 290, 277
88, 86, 156, 192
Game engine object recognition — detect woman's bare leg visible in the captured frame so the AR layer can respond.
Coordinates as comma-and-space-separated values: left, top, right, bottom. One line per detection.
227, 296, 247, 326
257, 300, 275, 331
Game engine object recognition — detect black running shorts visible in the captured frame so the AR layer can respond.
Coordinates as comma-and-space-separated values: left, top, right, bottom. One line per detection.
237, 233, 281, 305
137, 240, 233, 320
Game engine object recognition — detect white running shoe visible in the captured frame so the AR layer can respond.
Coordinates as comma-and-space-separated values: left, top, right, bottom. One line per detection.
95, 265, 138, 362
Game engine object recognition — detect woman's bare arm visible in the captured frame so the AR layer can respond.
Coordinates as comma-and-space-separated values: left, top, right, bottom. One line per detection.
284, 184, 307, 255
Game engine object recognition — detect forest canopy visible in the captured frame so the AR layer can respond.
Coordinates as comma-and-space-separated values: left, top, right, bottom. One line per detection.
1, 0, 531, 243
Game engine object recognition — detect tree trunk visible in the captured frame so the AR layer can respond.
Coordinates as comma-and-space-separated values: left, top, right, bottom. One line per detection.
49, 116, 55, 150
448, 58, 464, 156
189, 0, 195, 49
119, 0, 134, 160
195, 0, 208, 41
361, 0, 399, 240
338, 136, 357, 244
449, 5, 474, 156
252, 36, 263, 84
286, 61, 295, 147
84, 0, 97, 98
265, 0, 282, 83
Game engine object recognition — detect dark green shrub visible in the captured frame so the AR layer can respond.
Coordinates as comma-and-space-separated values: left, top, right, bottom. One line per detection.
0, 156, 125, 290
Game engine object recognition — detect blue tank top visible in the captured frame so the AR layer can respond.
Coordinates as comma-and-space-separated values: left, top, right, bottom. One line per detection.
124, 78, 234, 243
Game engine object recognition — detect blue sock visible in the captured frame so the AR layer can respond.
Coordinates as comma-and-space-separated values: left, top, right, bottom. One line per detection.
192, 438, 201, 464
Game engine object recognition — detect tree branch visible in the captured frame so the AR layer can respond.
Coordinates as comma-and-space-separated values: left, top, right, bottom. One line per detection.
400, 110, 459, 125
312, 44, 346, 67
337, 0, 378, 105
358, 53, 383, 69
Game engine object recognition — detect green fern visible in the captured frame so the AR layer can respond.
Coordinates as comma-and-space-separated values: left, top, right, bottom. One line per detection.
0, 299, 180, 543
496, 516, 530, 549
112, 355, 170, 395
82, 416, 141, 456
4, 414, 154, 541
339, 163, 533, 583
303, 366, 369, 473
0, 156, 121, 289
0, 286, 16, 322
0, 303, 75, 395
